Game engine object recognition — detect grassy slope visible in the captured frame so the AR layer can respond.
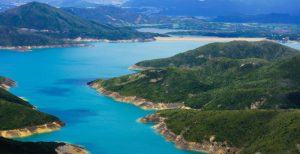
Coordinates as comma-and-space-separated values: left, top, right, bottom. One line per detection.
0, 99, 58, 130
0, 26, 65, 46
0, 88, 33, 107
0, 137, 63, 154
136, 41, 299, 68
96, 41, 300, 110
159, 109, 300, 154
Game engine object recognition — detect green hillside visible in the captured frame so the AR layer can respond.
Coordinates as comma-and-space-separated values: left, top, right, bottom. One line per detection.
0, 137, 64, 154
94, 41, 300, 109
0, 26, 65, 46
0, 78, 59, 130
0, 2, 157, 46
136, 41, 299, 68
0, 88, 32, 108
158, 109, 300, 154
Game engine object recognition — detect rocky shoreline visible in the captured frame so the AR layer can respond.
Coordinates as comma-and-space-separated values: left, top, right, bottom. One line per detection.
89, 82, 190, 110
0, 121, 64, 138
56, 144, 89, 154
0, 77, 17, 89
140, 114, 240, 154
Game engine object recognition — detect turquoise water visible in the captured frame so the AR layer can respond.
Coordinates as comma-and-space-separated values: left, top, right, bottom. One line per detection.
0, 41, 299, 154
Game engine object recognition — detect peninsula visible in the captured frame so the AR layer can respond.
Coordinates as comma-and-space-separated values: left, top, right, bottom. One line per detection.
89, 41, 300, 153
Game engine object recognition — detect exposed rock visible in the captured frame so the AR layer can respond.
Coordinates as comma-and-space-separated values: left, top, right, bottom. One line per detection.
250, 99, 266, 109
150, 78, 163, 83
141, 114, 240, 154
128, 65, 149, 71
0, 121, 64, 138
56, 144, 89, 154
89, 82, 190, 110
0, 77, 16, 89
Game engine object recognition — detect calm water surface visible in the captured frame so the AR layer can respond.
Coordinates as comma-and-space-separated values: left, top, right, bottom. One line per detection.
0, 41, 299, 154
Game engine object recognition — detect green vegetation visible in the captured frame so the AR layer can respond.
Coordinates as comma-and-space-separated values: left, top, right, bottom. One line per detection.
96, 41, 300, 110
0, 137, 64, 154
137, 41, 298, 68
0, 88, 32, 107
0, 77, 59, 130
0, 26, 65, 46
0, 77, 68, 153
159, 109, 300, 154
0, 99, 58, 130
0, 77, 4, 83
0, 2, 158, 46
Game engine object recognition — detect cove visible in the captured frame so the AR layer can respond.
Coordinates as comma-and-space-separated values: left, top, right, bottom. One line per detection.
0, 41, 299, 154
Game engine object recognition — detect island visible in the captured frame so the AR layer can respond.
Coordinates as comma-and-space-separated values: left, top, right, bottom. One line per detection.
89, 41, 300, 153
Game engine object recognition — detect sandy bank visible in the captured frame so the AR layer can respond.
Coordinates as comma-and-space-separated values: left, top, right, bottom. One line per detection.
155, 36, 266, 42
140, 114, 240, 154
89, 82, 190, 110
0, 121, 64, 138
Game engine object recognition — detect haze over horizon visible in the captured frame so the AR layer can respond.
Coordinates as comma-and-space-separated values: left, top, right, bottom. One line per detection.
0, 0, 299, 16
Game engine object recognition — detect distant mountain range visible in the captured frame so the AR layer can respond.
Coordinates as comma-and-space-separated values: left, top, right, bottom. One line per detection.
0, 2, 156, 47
214, 13, 300, 24
1, 0, 300, 16
64, 6, 206, 27
124, 0, 300, 16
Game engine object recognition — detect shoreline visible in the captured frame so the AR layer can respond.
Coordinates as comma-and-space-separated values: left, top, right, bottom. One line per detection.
0, 38, 155, 52
0, 121, 64, 138
140, 114, 240, 154
89, 82, 190, 110
56, 144, 89, 154
154, 36, 266, 42
2, 37, 298, 52
0, 44, 92, 52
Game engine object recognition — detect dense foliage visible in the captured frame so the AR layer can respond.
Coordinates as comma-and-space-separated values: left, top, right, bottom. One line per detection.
159, 109, 300, 154
0, 99, 58, 130
0, 137, 64, 154
137, 41, 298, 68
97, 41, 300, 110
0, 88, 32, 107
0, 77, 59, 130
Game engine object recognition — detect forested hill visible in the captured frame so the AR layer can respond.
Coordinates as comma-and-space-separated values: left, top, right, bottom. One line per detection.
0, 2, 157, 46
